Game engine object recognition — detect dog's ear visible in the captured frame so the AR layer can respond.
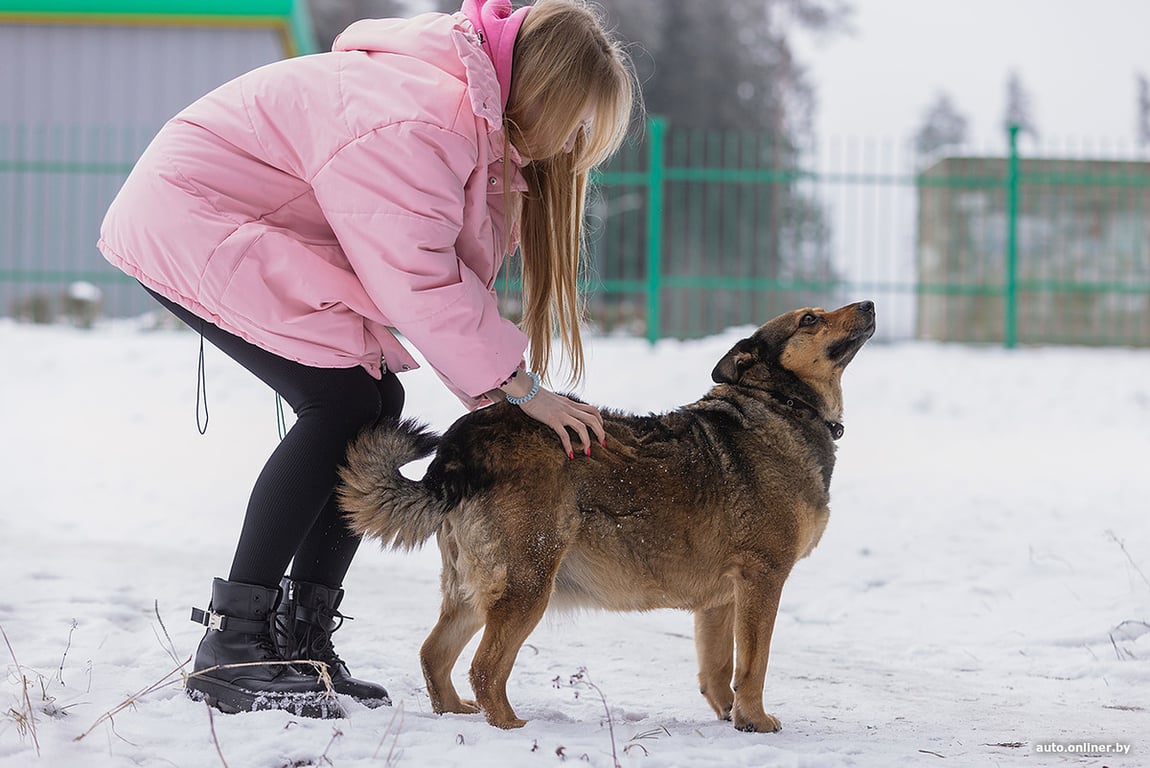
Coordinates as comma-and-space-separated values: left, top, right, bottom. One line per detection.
712, 338, 757, 384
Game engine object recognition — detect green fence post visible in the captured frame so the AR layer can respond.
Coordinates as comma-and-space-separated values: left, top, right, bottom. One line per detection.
1005, 123, 1020, 348
645, 116, 666, 344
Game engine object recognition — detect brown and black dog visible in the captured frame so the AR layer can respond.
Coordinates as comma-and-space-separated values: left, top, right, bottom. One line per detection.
339, 301, 875, 732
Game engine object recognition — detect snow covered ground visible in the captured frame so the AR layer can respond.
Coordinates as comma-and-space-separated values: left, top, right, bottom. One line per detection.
2, 315, 1148, 767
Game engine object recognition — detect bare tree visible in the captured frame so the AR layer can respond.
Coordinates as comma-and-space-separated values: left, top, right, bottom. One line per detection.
914, 91, 968, 160
1003, 70, 1037, 141
1138, 73, 1150, 148
310, 0, 408, 50
594, 0, 852, 327
601, 0, 851, 136
322, 0, 853, 141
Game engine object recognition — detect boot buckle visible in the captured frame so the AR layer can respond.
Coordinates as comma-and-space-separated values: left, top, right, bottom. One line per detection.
191, 606, 229, 631
191, 606, 271, 634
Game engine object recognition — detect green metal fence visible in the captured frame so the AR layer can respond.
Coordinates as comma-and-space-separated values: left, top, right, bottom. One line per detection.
914, 126, 1150, 348
0, 123, 144, 324
583, 116, 840, 342
584, 118, 1149, 346
2, 117, 1148, 346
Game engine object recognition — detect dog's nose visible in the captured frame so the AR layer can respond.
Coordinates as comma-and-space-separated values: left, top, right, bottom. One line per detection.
857, 300, 875, 313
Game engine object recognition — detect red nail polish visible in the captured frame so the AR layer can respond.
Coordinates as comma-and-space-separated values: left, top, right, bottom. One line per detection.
584, 446, 591, 457
601, 438, 607, 448
568, 451, 574, 460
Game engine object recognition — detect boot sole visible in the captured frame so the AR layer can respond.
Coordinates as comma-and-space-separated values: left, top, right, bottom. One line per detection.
187, 676, 345, 719
330, 679, 392, 709
354, 694, 392, 709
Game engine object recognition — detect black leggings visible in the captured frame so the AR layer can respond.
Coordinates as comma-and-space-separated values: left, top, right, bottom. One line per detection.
146, 288, 404, 589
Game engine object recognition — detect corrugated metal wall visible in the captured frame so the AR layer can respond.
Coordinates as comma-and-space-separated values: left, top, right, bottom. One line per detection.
1, 23, 287, 318
4, 25, 283, 125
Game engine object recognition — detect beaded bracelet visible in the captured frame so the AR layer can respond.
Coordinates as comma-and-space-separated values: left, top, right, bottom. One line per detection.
505, 370, 541, 406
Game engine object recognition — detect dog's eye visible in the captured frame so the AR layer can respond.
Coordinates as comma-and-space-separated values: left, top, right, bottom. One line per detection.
800, 313, 818, 327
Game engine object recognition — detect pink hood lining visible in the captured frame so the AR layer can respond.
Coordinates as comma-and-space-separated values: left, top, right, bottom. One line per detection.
461, 0, 529, 112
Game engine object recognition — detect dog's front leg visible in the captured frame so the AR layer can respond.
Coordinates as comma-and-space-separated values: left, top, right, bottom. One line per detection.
694, 604, 735, 720
730, 565, 787, 733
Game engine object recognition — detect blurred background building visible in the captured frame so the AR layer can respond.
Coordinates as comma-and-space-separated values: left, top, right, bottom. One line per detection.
2, 0, 1147, 347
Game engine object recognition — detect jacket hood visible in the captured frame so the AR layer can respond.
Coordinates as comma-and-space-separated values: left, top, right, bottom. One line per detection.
461, 0, 529, 112
331, 3, 528, 120
332, 14, 457, 59
331, 12, 501, 129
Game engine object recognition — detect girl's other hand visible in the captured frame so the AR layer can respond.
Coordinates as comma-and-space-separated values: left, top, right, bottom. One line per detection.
489, 375, 605, 458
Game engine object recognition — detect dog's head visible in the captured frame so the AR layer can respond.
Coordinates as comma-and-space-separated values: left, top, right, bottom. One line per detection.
711, 301, 876, 423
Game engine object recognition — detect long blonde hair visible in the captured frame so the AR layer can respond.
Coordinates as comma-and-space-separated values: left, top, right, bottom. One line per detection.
504, 0, 636, 382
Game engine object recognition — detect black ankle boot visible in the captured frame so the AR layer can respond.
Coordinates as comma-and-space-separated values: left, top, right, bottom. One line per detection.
273, 577, 391, 708
186, 578, 344, 718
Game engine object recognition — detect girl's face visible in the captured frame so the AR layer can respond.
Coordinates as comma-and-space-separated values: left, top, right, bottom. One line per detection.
515, 102, 595, 162
561, 111, 595, 155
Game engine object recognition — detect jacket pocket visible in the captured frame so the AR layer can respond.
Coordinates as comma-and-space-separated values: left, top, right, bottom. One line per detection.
198, 223, 267, 302
216, 227, 373, 363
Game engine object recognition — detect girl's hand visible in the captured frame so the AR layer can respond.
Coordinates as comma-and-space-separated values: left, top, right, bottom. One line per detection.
517, 387, 605, 459
489, 376, 605, 458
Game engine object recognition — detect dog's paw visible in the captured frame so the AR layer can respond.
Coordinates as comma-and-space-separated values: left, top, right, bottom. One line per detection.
700, 686, 735, 721
433, 698, 480, 715
458, 698, 480, 714
732, 710, 781, 733
487, 715, 528, 729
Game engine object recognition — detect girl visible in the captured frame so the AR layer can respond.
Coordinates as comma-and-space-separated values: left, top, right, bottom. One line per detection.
99, 0, 636, 718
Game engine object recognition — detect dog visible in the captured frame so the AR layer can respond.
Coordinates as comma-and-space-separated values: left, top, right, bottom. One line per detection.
338, 301, 875, 732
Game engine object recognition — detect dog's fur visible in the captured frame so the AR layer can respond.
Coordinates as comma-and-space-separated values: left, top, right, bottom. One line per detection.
339, 301, 876, 732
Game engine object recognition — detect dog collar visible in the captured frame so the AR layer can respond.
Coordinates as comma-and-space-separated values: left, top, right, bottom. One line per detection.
770, 392, 845, 440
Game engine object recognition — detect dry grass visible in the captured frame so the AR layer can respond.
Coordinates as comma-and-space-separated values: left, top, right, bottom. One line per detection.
2, 619, 93, 758
2, 624, 41, 756
1107, 529, 1150, 591
561, 668, 620, 768
74, 657, 339, 744
372, 699, 405, 765
206, 703, 230, 768
5, 608, 372, 767
1105, 530, 1149, 661
553, 667, 672, 766
622, 725, 671, 757
73, 655, 193, 743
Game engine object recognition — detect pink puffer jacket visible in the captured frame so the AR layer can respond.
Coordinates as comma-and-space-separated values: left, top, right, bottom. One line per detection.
99, 1, 531, 409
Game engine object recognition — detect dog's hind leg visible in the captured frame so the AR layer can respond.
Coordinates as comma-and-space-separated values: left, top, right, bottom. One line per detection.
421, 594, 484, 715
694, 604, 736, 721
468, 566, 557, 729
730, 565, 787, 733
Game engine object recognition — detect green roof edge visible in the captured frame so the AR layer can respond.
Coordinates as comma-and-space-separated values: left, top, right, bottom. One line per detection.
0, 0, 317, 54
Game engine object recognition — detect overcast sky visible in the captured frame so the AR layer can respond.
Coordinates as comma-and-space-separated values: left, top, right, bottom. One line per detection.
793, 0, 1150, 153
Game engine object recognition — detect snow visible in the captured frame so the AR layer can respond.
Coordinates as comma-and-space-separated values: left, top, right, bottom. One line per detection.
65, 282, 103, 303
2, 317, 1148, 767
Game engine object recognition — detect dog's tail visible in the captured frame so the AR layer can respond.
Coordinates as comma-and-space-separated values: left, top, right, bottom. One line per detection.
338, 418, 446, 550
